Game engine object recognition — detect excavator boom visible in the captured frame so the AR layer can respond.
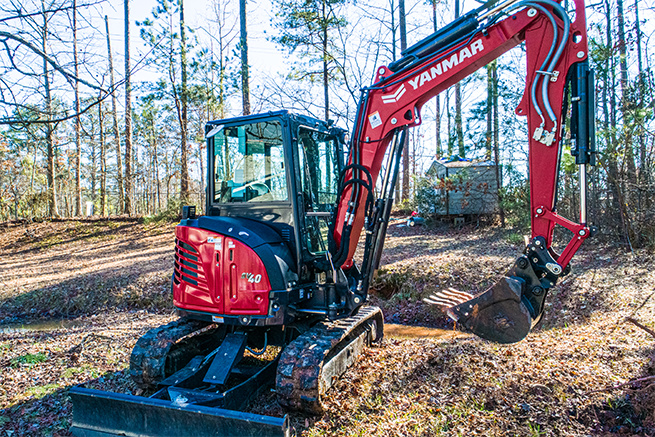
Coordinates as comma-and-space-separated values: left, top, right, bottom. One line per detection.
331, 0, 596, 343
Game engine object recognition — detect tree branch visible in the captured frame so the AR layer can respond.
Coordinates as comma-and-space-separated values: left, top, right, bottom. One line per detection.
0, 30, 104, 92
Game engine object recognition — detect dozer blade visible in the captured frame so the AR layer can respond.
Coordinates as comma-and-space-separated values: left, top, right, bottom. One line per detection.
425, 277, 532, 344
69, 386, 290, 437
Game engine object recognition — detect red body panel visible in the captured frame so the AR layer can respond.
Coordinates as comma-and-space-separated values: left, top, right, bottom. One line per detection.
335, 0, 591, 269
174, 225, 272, 317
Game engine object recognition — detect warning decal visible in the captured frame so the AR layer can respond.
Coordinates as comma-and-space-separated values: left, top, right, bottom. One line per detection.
368, 111, 382, 129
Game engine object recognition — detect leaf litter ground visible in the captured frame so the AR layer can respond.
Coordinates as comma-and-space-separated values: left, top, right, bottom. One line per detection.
1, 219, 655, 436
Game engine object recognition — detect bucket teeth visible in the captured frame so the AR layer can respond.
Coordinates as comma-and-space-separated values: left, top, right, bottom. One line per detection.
423, 288, 474, 309
423, 279, 533, 344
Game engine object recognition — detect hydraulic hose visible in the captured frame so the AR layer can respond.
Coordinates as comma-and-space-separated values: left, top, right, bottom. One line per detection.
539, 0, 570, 130
491, 0, 571, 134
517, 2, 559, 128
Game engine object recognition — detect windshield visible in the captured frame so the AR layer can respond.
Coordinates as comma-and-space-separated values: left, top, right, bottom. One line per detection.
213, 120, 287, 203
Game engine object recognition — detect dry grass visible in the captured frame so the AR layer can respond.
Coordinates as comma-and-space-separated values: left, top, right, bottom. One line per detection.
1, 219, 654, 436
0, 218, 176, 321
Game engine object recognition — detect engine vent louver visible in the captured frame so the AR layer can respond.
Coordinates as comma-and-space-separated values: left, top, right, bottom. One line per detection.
178, 241, 198, 254
281, 228, 291, 242
174, 239, 208, 291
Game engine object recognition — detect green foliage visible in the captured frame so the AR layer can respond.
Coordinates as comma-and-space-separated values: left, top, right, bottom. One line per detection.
392, 198, 414, 216
499, 166, 530, 230
272, 0, 348, 57
371, 268, 411, 299
144, 198, 184, 224
11, 352, 47, 367
25, 383, 59, 399
62, 365, 100, 379
272, 0, 349, 116
413, 175, 443, 216
412, 172, 469, 219
505, 232, 526, 246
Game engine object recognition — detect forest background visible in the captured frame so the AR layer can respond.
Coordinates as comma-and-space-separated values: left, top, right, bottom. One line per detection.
0, 0, 653, 249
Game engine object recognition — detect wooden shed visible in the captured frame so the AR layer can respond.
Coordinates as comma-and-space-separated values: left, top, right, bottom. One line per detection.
424, 157, 499, 217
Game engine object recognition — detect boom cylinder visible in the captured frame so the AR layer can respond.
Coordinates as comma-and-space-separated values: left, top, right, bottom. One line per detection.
570, 61, 596, 226
387, 11, 480, 73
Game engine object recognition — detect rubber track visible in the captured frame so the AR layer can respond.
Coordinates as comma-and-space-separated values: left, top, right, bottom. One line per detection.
129, 318, 210, 389
275, 306, 383, 414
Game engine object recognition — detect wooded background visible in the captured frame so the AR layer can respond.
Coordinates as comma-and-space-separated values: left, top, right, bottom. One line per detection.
0, 0, 652, 249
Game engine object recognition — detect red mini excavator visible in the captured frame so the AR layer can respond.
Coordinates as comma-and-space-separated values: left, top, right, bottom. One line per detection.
70, 0, 596, 434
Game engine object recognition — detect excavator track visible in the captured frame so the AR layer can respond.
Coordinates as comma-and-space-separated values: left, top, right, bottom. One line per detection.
130, 318, 224, 389
276, 306, 384, 414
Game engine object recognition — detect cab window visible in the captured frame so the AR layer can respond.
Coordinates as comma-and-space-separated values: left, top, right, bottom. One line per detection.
297, 127, 340, 254
213, 120, 287, 203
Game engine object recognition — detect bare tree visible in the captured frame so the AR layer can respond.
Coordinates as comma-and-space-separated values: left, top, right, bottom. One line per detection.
72, 0, 81, 215
399, 0, 409, 201
105, 15, 124, 213
99, 97, 106, 216
239, 0, 250, 115
41, 0, 58, 217
124, 0, 133, 215
454, 0, 464, 158
180, 0, 189, 201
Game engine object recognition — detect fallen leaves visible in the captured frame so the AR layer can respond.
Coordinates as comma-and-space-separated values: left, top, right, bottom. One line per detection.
1, 220, 655, 436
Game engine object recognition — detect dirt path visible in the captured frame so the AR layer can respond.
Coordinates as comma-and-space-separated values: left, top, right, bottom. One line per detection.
0, 219, 176, 322
1, 219, 654, 436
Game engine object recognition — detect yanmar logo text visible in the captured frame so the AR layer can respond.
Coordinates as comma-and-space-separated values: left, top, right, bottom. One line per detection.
381, 39, 485, 104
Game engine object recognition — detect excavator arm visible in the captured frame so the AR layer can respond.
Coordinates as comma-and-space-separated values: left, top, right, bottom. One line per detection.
330, 0, 596, 343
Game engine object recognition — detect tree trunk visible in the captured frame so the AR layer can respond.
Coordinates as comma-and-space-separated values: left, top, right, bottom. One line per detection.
42, 1, 59, 217
454, 0, 464, 158
180, 0, 189, 202
391, 0, 400, 202
633, 0, 647, 208
432, 0, 441, 157
616, 0, 636, 187
399, 0, 409, 201
100, 100, 107, 216
491, 60, 504, 226
239, 0, 250, 116
486, 63, 493, 160
105, 16, 124, 214
603, 0, 623, 234
153, 123, 161, 211
91, 123, 97, 203
446, 89, 452, 156
124, 0, 133, 215
390, 0, 396, 61
198, 132, 205, 211
322, 0, 329, 121
73, 0, 82, 216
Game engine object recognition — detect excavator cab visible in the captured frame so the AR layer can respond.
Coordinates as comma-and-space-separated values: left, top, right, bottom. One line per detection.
172, 111, 359, 331
206, 110, 343, 260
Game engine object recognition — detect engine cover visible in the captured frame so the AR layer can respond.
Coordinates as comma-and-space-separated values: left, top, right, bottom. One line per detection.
172, 216, 297, 325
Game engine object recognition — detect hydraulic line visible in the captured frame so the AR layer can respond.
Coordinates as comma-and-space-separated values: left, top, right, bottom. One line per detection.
540, 0, 570, 133
245, 332, 267, 356
518, 2, 559, 130
498, 0, 571, 136
332, 90, 371, 268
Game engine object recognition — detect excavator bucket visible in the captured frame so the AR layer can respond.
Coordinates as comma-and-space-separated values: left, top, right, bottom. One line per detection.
425, 277, 533, 344
69, 386, 290, 437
